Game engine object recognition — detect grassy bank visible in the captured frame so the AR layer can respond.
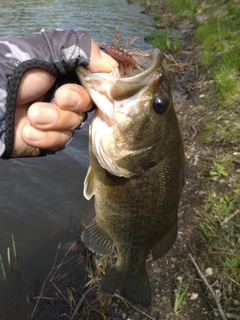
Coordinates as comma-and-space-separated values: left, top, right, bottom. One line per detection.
145, 0, 240, 317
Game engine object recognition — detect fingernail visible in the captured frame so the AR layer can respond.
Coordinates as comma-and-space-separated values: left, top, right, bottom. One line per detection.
100, 51, 119, 68
24, 125, 45, 141
69, 90, 81, 107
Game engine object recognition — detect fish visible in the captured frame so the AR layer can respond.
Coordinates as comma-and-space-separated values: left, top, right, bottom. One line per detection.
76, 48, 185, 308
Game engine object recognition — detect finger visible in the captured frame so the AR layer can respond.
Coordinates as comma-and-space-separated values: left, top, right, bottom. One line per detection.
54, 83, 93, 112
27, 84, 92, 130
87, 39, 118, 73
27, 102, 86, 131
22, 124, 72, 150
16, 68, 56, 105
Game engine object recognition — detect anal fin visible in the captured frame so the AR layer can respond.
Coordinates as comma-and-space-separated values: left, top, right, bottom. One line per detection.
81, 219, 114, 255
152, 218, 178, 260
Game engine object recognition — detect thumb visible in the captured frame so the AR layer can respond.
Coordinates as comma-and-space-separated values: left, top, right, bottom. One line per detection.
86, 39, 119, 73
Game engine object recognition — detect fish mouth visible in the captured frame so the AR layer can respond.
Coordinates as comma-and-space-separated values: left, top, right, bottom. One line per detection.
76, 48, 163, 101
76, 48, 165, 178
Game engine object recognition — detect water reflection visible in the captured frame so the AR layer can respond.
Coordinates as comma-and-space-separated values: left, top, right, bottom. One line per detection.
0, 0, 154, 318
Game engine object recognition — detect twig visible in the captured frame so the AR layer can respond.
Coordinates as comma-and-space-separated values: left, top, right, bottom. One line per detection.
71, 285, 97, 320
225, 313, 240, 320
189, 253, 227, 320
227, 276, 240, 287
50, 242, 77, 281
114, 293, 154, 319
30, 242, 62, 319
191, 114, 208, 139
48, 242, 79, 305
215, 312, 240, 320
131, 305, 154, 320
221, 210, 240, 225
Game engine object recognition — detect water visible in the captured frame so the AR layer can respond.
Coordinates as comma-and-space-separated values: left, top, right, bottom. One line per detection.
0, 0, 154, 318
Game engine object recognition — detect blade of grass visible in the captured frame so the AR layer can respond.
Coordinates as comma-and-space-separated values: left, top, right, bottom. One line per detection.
7, 247, 11, 269
0, 254, 7, 279
12, 234, 17, 258
174, 278, 188, 313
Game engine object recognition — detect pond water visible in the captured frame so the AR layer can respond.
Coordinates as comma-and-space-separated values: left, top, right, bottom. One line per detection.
0, 0, 154, 319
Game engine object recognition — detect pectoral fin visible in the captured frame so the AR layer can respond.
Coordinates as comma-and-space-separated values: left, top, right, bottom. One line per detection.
152, 218, 178, 260
83, 166, 95, 200
81, 219, 114, 255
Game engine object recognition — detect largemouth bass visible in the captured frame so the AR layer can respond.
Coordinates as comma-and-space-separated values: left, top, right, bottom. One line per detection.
76, 48, 184, 308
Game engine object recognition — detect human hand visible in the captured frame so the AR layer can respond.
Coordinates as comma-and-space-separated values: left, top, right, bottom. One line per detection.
12, 39, 118, 157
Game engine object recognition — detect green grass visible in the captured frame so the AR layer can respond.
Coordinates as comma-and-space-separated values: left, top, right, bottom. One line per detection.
0, 234, 18, 278
198, 151, 240, 313
152, 12, 161, 21
198, 107, 240, 145
209, 158, 229, 181
165, 0, 240, 107
149, 0, 240, 316
200, 188, 240, 312
0, 254, 7, 279
195, 1, 240, 107
173, 277, 189, 313
146, 28, 180, 53
167, 0, 196, 17
195, 1, 240, 146
12, 234, 17, 258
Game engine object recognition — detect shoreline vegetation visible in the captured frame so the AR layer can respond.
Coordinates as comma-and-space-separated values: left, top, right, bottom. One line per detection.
144, 0, 240, 318
28, 0, 239, 319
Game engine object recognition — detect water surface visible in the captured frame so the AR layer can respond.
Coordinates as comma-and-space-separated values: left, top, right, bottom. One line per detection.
0, 1, 154, 318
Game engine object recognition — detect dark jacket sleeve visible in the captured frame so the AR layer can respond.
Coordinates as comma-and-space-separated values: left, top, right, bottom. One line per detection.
0, 29, 91, 158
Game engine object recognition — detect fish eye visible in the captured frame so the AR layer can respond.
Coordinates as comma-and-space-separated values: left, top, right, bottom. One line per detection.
152, 97, 169, 114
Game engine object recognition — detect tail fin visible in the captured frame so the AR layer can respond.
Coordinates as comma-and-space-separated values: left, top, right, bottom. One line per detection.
99, 265, 151, 308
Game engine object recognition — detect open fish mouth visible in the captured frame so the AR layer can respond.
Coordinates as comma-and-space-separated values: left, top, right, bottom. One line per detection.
75, 48, 168, 178
76, 48, 163, 102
